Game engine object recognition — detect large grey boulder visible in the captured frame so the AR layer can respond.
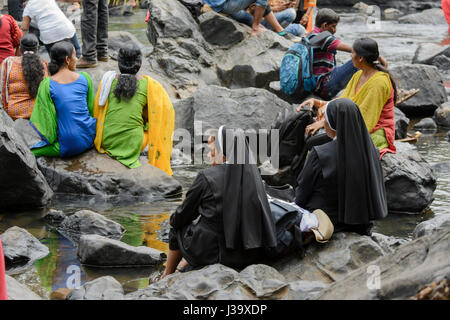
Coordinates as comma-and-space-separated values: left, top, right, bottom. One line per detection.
398, 8, 447, 25
108, 31, 153, 61
314, 226, 450, 300
174, 85, 293, 142
57, 210, 125, 243
433, 102, 450, 128
67, 276, 124, 300
432, 55, 450, 72
6, 275, 43, 300
125, 264, 290, 300
78, 234, 166, 267
1, 226, 49, 271
199, 11, 246, 48
36, 150, 182, 200
412, 43, 450, 65
394, 107, 410, 139
413, 214, 450, 239
381, 142, 437, 213
0, 108, 53, 211
391, 64, 447, 116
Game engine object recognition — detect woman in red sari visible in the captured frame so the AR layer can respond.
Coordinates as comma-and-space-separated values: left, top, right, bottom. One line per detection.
0, 6, 22, 64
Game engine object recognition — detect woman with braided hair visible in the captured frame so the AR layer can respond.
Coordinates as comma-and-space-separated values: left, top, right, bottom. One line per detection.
93, 44, 175, 175
1, 33, 48, 120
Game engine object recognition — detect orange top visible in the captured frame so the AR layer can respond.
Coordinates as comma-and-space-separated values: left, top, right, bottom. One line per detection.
2, 56, 48, 120
304, 0, 317, 8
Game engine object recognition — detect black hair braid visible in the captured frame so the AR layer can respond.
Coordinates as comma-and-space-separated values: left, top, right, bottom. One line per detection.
20, 34, 44, 98
113, 43, 143, 101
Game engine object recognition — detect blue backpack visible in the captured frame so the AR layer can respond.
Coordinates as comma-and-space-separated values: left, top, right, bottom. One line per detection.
280, 31, 333, 97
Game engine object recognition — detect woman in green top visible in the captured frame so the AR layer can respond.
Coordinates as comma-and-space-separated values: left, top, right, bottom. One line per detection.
95, 44, 150, 168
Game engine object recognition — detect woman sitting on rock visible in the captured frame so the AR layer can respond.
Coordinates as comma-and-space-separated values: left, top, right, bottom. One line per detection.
159, 126, 277, 279
93, 44, 175, 175
295, 98, 388, 236
1, 34, 48, 120
298, 38, 397, 159
29, 40, 96, 157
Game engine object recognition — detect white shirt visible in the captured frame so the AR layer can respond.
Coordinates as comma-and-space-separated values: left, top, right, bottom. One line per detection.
23, 0, 75, 44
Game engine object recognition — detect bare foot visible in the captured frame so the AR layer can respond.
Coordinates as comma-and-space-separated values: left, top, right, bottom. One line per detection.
251, 24, 267, 36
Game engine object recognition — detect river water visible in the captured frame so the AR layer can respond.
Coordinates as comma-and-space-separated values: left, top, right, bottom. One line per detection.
0, 8, 449, 296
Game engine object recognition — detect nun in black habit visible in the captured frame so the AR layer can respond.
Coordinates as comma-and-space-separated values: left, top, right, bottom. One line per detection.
160, 126, 277, 280
295, 98, 388, 236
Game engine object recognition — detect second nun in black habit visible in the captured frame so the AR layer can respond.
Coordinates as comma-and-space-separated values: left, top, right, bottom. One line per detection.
160, 126, 277, 280
295, 98, 388, 236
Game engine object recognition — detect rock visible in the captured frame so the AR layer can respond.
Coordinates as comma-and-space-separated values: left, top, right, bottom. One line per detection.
314, 226, 450, 299
391, 64, 447, 116
5, 275, 43, 300
412, 43, 450, 65
43, 209, 67, 226
432, 54, 450, 72
381, 142, 437, 213
199, 11, 246, 48
432, 161, 450, 173
370, 232, 409, 254
433, 102, 450, 128
411, 278, 450, 300
216, 30, 293, 89
78, 234, 166, 267
1, 226, 49, 271
398, 8, 447, 25
447, 131, 450, 142
384, 8, 404, 20
11, 266, 50, 299
413, 117, 437, 131
125, 264, 289, 300
13, 118, 42, 148
36, 150, 182, 200
108, 5, 134, 17
413, 215, 450, 239
170, 147, 192, 166
175, 85, 293, 142
108, 31, 152, 61
272, 232, 387, 284
58, 210, 125, 243
66, 276, 124, 300
157, 219, 170, 243
0, 108, 53, 211
50, 288, 72, 300
353, 2, 370, 11
394, 107, 410, 139
287, 280, 329, 300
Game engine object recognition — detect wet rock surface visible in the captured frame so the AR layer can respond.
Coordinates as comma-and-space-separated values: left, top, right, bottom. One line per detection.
381, 142, 437, 213
413, 117, 437, 131
394, 107, 410, 139
413, 214, 450, 239
1, 226, 50, 272
67, 276, 124, 300
36, 150, 182, 200
391, 64, 447, 116
5, 275, 43, 300
78, 234, 166, 267
0, 108, 53, 211
398, 8, 447, 24
314, 226, 450, 300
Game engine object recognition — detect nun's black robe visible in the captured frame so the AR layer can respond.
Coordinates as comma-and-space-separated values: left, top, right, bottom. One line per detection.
169, 165, 266, 269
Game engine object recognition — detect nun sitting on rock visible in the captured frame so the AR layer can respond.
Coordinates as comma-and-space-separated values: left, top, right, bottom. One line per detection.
159, 126, 278, 280
295, 98, 389, 236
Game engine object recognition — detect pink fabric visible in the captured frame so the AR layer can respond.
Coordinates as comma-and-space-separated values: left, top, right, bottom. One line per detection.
0, 239, 7, 300
443, 0, 450, 34
372, 88, 396, 159
312, 27, 342, 75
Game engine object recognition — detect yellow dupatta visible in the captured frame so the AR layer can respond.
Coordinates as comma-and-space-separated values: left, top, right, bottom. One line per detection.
339, 70, 392, 133
93, 76, 175, 176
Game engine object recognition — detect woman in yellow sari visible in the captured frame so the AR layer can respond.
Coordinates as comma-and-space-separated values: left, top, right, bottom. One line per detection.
93, 44, 175, 175
298, 38, 396, 158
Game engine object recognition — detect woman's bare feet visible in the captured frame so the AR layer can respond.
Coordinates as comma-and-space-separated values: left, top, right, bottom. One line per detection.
251, 24, 267, 36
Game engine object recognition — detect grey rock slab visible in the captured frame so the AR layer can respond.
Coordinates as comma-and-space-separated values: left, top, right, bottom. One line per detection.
433, 102, 450, 128
287, 280, 329, 300
394, 107, 410, 139
6, 275, 43, 300
398, 8, 447, 25
36, 149, 182, 200
78, 234, 166, 267
412, 43, 450, 65
314, 226, 450, 299
413, 117, 437, 131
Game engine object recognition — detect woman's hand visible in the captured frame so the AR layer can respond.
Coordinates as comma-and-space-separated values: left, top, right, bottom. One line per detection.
305, 119, 325, 136
296, 98, 315, 112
